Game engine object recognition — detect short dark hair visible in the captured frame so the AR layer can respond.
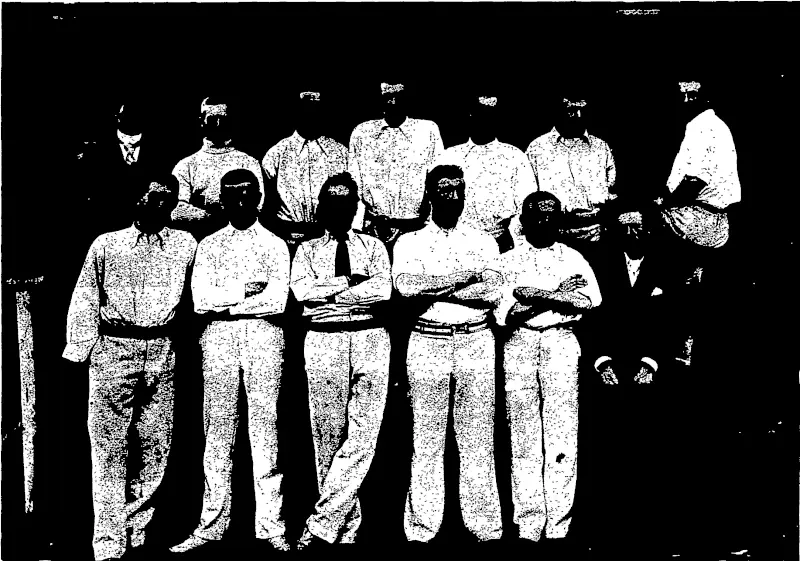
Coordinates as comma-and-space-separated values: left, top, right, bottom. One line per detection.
425, 165, 464, 198
522, 191, 562, 215
148, 173, 179, 196
221, 169, 259, 189
319, 172, 359, 202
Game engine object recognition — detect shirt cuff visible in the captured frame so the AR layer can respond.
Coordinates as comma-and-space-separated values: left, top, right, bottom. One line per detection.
63, 340, 96, 363
641, 357, 659, 372
594, 356, 613, 372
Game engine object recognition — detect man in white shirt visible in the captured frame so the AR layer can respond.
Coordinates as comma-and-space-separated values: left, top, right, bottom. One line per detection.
494, 191, 601, 547
349, 82, 444, 251
290, 173, 392, 550
394, 165, 503, 545
170, 169, 291, 554
524, 94, 616, 251
262, 91, 349, 255
442, 95, 537, 252
171, 97, 265, 240
656, 78, 741, 253
63, 175, 197, 561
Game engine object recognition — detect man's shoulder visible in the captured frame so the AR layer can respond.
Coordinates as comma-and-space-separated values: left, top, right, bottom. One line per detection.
254, 223, 288, 248
320, 136, 347, 152
526, 130, 556, 153
164, 228, 198, 253
266, 136, 296, 156
586, 132, 610, 150
352, 120, 382, 137
172, 149, 202, 170
352, 230, 384, 248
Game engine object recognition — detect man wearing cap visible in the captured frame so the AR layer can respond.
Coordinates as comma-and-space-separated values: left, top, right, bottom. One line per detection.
394, 164, 503, 545
290, 172, 391, 549
171, 97, 265, 240
262, 91, 349, 255
523, 94, 616, 252
170, 169, 291, 554
494, 191, 601, 548
442, 95, 536, 253
63, 175, 196, 561
348, 81, 444, 251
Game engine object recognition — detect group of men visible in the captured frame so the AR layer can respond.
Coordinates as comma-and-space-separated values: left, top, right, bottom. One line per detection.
64, 78, 741, 561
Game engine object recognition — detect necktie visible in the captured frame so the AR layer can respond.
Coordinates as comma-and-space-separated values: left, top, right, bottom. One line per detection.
123, 144, 137, 165
334, 233, 351, 278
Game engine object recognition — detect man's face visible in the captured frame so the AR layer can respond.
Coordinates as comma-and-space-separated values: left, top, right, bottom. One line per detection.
136, 182, 177, 230
675, 81, 704, 123
117, 105, 144, 136
556, 98, 587, 138
521, 199, 561, 247
430, 177, 466, 230
318, 190, 358, 236
297, 102, 322, 141
220, 181, 259, 226
202, 113, 233, 143
470, 105, 498, 141
382, 91, 407, 122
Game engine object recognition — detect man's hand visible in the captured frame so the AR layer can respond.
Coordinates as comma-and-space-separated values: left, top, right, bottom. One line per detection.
452, 270, 482, 287
601, 364, 619, 385
245, 281, 268, 298
634, 365, 654, 385
348, 274, 370, 287
557, 275, 588, 293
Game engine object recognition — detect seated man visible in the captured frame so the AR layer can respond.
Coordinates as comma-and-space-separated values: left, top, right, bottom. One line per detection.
586, 211, 689, 559
290, 172, 392, 549
63, 175, 197, 561
493, 191, 601, 552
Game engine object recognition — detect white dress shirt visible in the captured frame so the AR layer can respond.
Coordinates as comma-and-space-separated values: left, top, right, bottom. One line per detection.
63, 226, 197, 362
117, 130, 142, 164
666, 108, 741, 209
625, 253, 644, 287
439, 139, 537, 238
525, 128, 616, 212
393, 222, 500, 324
172, 139, 265, 217
262, 132, 348, 223
348, 117, 444, 221
192, 222, 289, 317
493, 241, 601, 329
290, 231, 391, 323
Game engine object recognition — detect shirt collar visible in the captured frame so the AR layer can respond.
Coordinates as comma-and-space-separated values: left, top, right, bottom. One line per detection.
465, 138, 499, 154
377, 118, 410, 140
322, 229, 354, 246
202, 137, 234, 154
293, 131, 328, 156
118, 130, 142, 147
131, 224, 166, 250
552, 127, 591, 146
224, 221, 260, 238
426, 220, 465, 238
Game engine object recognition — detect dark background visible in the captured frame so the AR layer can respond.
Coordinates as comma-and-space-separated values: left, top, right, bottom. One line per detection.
2, 3, 797, 560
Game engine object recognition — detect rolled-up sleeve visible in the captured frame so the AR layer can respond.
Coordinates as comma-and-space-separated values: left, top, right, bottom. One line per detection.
63, 238, 103, 362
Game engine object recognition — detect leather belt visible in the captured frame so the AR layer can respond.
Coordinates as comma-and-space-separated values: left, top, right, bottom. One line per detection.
413, 318, 490, 338
307, 318, 384, 333
99, 321, 173, 340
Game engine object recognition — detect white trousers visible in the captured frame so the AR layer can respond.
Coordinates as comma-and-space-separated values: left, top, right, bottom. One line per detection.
503, 327, 580, 541
304, 327, 390, 543
403, 329, 503, 542
195, 319, 285, 540
88, 335, 175, 561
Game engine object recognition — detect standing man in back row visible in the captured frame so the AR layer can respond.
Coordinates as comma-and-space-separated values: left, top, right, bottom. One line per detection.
442, 94, 537, 253
523, 92, 616, 257
262, 90, 349, 256
349, 81, 444, 252
171, 97, 265, 240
